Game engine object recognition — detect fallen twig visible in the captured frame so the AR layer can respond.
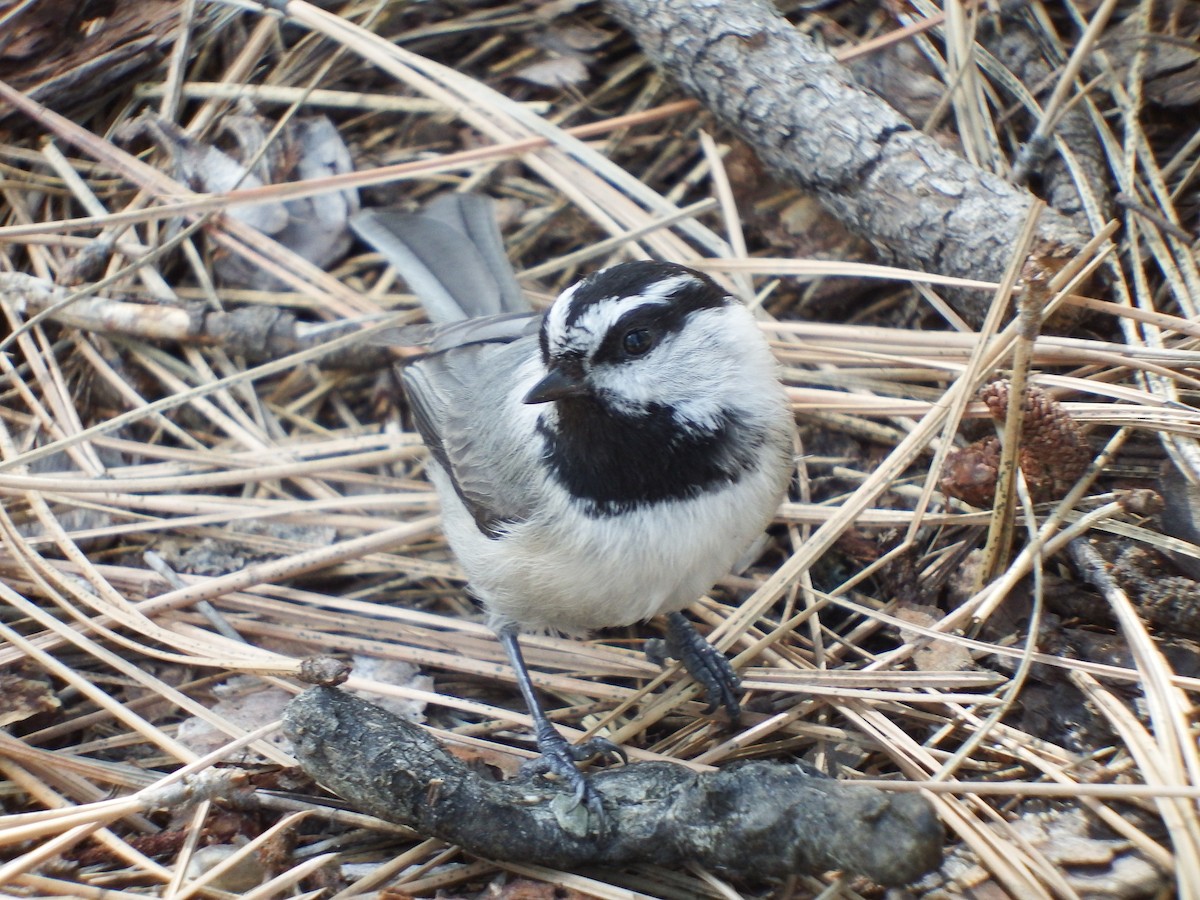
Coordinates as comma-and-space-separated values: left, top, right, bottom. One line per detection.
283, 686, 944, 886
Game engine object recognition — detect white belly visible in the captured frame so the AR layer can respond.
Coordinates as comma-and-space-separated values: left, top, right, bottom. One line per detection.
432, 454, 787, 634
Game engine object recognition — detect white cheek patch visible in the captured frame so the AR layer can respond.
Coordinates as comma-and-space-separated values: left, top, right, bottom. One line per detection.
588, 336, 693, 415
589, 306, 774, 430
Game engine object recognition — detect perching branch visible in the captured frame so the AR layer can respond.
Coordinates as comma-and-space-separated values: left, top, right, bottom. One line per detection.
283, 687, 944, 886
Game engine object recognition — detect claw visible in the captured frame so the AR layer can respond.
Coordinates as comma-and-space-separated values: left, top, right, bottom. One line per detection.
587, 735, 629, 767
655, 612, 743, 722
522, 724, 624, 814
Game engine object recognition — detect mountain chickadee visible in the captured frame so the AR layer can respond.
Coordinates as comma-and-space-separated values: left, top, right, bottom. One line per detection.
352, 195, 794, 809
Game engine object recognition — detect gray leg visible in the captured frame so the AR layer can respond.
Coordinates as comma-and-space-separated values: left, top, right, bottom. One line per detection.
497, 626, 626, 814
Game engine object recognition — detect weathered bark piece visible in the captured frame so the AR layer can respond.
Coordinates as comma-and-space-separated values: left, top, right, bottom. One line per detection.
1158, 460, 1200, 582
603, 0, 1092, 325
0, 272, 394, 369
283, 687, 945, 886
0, 1, 183, 122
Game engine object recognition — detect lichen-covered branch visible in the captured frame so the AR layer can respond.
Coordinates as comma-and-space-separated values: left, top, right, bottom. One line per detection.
283, 687, 944, 886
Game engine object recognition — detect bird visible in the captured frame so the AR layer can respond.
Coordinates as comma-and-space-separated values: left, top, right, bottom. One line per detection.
351, 193, 794, 811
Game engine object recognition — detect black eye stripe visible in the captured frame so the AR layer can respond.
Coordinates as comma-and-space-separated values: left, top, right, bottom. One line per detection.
593, 304, 682, 364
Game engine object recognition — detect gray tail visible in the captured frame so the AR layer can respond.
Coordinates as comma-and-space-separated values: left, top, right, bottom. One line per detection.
350, 193, 529, 323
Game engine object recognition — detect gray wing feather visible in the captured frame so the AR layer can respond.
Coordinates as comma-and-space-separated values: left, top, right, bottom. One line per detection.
356, 312, 540, 355
355, 192, 541, 535
350, 193, 529, 323
426, 311, 541, 353
402, 336, 541, 536
420, 193, 528, 316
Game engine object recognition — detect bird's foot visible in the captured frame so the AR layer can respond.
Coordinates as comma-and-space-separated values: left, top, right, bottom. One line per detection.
647, 612, 742, 722
520, 719, 627, 816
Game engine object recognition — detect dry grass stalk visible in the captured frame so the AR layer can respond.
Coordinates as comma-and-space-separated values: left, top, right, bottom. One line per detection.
1, 0, 1198, 896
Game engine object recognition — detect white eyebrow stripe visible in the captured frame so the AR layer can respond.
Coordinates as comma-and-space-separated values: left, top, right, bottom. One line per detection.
630, 274, 698, 302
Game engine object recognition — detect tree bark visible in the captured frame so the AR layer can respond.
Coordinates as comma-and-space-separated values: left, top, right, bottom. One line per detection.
284, 686, 944, 886
603, 0, 1093, 325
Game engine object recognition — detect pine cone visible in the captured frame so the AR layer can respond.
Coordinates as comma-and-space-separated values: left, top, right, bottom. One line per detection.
941, 380, 1090, 506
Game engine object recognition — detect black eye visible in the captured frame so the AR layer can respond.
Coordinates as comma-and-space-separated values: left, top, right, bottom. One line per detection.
622, 328, 655, 356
